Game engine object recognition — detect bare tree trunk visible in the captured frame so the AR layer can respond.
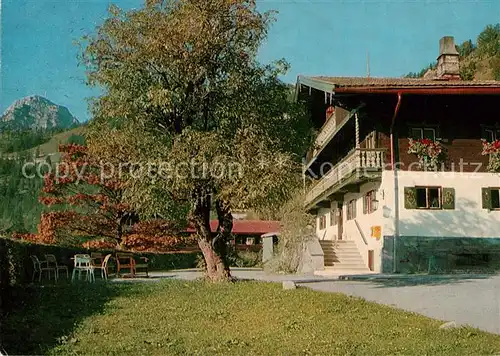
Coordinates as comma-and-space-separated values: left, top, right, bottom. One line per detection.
116, 214, 124, 249
213, 199, 233, 276
191, 187, 232, 281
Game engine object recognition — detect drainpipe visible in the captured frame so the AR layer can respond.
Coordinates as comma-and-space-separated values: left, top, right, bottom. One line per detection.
390, 93, 402, 273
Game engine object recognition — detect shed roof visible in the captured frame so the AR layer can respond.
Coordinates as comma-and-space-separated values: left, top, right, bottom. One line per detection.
186, 220, 281, 236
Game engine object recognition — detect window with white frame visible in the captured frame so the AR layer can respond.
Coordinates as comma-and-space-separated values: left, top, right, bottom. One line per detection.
410, 127, 437, 141
318, 215, 326, 230
482, 187, 500, 209
416, 186, 442, 209
363, 190, 377, 214
346, 199, 356, 220
482, 126, 500, 142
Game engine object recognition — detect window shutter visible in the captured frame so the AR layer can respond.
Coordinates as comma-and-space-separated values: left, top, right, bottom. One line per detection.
353, 200, 357, 218
482, 187, 492, 209
363, 196, 367, 214
404, 187, 417, 209
442, 188, 455, 210
372, 191, 377, 211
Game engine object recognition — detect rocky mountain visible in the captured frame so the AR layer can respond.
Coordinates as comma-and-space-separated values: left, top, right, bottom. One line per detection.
1, 96, 79, 131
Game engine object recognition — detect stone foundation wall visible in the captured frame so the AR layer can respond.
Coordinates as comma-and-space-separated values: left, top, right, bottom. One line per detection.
382, 236, 500, 273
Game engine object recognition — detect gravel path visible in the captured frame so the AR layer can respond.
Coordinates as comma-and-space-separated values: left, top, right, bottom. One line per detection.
304, 275, 500, 334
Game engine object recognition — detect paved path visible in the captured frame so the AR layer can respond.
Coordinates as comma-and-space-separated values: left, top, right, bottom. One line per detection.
116, 268, 500, 334
115, 268, 334, 283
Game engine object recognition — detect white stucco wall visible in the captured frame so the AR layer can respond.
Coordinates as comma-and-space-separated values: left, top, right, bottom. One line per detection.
316, 205, 337, 240
381, 170, 500, 238
343, 181, 384, 271
313, 170, 500, 272
315, 181, 384, 271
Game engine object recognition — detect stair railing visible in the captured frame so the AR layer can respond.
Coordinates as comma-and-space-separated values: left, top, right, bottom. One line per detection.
354, 219, 368, 245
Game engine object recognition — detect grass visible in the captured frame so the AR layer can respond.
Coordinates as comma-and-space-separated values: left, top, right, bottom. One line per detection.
3, 280, 500, 355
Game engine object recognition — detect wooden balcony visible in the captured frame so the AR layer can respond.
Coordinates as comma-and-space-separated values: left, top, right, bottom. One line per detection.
305, 148, 385, 208
315, 116, 338, 150
305, 110, 353, 167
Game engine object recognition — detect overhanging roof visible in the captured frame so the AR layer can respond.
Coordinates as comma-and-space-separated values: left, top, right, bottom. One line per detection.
297, 75, 500, 95
186, 220, 280, 235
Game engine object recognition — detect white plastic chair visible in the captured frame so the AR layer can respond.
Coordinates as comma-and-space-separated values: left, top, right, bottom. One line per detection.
71, 254, 95, 282
45, 254, 69, 281
92, 254, 113, 280
30, 255, 55, 282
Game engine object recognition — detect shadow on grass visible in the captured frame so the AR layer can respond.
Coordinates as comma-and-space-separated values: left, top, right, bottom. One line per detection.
360, 274, 494, 288
1, 279, 141, 355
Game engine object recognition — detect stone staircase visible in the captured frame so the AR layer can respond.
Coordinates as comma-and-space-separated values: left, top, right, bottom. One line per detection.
318, 240, 371, 273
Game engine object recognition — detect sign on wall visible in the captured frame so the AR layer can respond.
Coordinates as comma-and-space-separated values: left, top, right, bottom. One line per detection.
371, 226, 381, 240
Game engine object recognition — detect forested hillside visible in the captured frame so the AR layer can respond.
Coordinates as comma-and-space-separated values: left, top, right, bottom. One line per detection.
405, 24, 500, 80
0, 158, 47, 233
0, 126, 86, 234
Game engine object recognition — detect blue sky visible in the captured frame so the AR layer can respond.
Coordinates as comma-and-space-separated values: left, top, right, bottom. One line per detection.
2, 0, 499, 122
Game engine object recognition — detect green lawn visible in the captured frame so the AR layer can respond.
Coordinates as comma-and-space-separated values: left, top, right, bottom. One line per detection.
3, 280, 500, 355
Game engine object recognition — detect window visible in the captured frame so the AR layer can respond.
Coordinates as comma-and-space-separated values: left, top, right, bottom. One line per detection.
330, 207, 337, 226
415, 187, 441, 209
493, 190, 500, 209
482, 187, 500, 209
410, 127, 437, 141
318, 215, 326, 230
347, 199, 357, 220
482, 126, 500, 142
363, 190, 377, 214
405, 186, 455, 210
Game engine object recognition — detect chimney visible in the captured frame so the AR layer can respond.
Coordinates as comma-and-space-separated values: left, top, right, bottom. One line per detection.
436, 36, 460, 80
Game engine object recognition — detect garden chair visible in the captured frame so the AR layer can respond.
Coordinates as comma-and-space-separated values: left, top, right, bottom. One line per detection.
134, 256, 149, 277
90, 252, 103, 266
45, 254, 69, 281
71, 254, 95, 283
115, 253, 135, 277
30, 255, 55, 282
116, 253, 149, 278
92, 254, 113, 280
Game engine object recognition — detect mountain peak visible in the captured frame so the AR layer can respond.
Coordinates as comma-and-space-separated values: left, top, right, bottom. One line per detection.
1, 96, 79, 131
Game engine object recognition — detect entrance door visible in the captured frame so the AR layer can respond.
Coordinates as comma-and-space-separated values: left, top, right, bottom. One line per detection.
337, 202, 343, 240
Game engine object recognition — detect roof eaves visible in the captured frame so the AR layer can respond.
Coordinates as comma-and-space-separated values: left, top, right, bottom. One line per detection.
333, 86, 500, 95
298, 75, 336, 93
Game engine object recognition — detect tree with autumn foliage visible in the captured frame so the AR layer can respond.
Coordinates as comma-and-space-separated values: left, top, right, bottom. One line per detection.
81, 0, 312, 281
39, 144, 135, 247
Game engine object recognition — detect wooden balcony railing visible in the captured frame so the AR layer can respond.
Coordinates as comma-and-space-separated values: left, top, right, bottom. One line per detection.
305, 148, 385, 206
306, 112, 352, 166
314, 116, 338, 149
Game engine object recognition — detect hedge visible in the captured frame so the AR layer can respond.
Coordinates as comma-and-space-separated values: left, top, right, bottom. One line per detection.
0, 237, 261, 315
0, 237, 201, 313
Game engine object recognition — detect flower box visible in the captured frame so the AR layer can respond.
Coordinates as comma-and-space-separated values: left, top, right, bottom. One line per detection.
407, 138, 445, 170
481, 139, 500, 172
